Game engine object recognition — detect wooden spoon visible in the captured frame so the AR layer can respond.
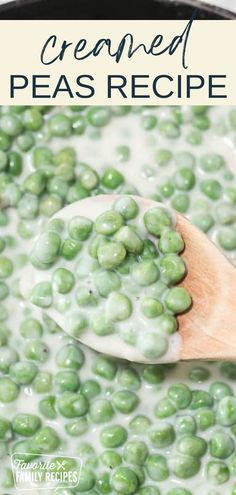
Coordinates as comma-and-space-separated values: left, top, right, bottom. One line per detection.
20, 195, 236, 363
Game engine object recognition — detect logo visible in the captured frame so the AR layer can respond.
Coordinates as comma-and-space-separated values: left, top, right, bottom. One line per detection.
11, 453, 82, 491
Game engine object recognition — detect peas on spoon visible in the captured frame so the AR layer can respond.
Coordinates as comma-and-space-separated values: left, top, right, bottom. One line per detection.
20, 194, 236, 363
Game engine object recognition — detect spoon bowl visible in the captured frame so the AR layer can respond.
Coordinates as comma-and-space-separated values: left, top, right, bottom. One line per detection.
20, 194, 236, 363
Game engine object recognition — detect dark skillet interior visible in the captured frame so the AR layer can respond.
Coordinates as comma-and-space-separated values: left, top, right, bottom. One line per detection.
0, 0, 234, 19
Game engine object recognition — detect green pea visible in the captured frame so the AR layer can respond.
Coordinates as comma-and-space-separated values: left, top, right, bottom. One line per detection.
55, 370, 80, 393
12, 413, 41, 437
112, 389, 139, 414
54, 146, 76, 166
76, 286, 98, 306
32, 371, 52, 393
142, 365, 165, 384
160, 254, 186, 284
98, 241, 126, 269
67, 313, 88, 338
106, 292, 132, 322
47, 176, 69, 199
24, 340, 49, 362
132, 260, 159, 286
61, 237, 82, 260
171, 194, 190, 214
92, 314, 114, 336
200, 179, 222, 200
65, 417, 88, 437
0, 417, 12, 441
100, 425, 128, 448
144, 207, 172, 236
172, 455, 200, 479
160, 180, 175, 199
154, 397, 177, 418
17, 132, 35, 152
129, 415, 152, 434
216, 203, 236, 226
177, 435, 207, 458
48, 114, 72, 137
56, 344, 84, 370
0, 257, 13, 279
101, 168, 124, 190
90, 399, 114, 423
94, 270, 121, 297
75, 465, 96, 491
140, 240, 158, 261
101, 450, 122, 469
217, 227, 236, 251
24, 171, 46, 196
81, 379, 101, 399
111, 467, 139, 495
92, 356, 117, 380
0, 377, 19, 402
31, 231, 61, 268
118, 367, 141, 391
190, 389, 213, 410
22, 108, 43, 131
195, 408, 216, 431
210, 381, 233, 401
58, 392, 89, 418
52, 268, 75, 294
217, 396, 236, 426
141, 297, 163, 318
113, 196, 139, 220
165, 287, 192, 314
220, 361, 236, 380
116, 226, 144, 254
67, 181, 88, 202
1, 114, 23, 136
68, 216, 93, 241
95, 210, 124, 236
155, 148, 172, 166
20, 317, 43, 339
193, 212, 215, 234
176, 416, 197, 436
209, 431, 234, 459
174, 168, 195, 191
40, 194, 63, 217
157, 314, 178, 335
159, 120, 180, 139
167, 384, 191, 409
199, 153, 224, 172
159, 229, 184, 254
149, 423, 175, 448
80, 167, 99, 190
206, 461, 230, 484
146, 454, 169, 481
34, 426, 60, 453
138, 332, 168, 359
87, 107, 111, 127
225, 186, 236, 204
39, 395, 57, 419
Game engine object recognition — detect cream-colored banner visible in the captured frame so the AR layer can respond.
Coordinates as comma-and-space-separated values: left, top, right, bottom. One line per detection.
0, 20, 235, 105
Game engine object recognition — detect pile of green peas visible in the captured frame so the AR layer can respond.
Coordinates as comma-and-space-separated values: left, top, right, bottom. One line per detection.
28, 196, 191, 360
0, 105, 236, 494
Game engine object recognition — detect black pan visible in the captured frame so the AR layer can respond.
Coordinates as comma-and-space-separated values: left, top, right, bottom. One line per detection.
0, 0, 235, 19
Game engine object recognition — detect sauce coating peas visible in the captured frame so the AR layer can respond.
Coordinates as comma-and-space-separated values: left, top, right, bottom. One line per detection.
1, 105, 236, 495
27, 196, 191, 361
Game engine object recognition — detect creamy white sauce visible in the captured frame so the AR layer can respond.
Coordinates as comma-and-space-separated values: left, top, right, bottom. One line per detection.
1, 105, 236, 495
